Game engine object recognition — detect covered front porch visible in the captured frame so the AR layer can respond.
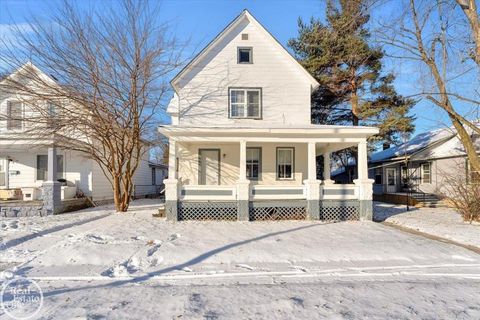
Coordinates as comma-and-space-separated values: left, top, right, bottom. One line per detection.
0, 138, 68, 215
160, 125, 378, 221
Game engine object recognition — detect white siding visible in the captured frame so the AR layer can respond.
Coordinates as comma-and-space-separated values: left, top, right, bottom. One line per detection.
91, 151, 158, 200
175, 18, 312, 127
4, 149, 92, 195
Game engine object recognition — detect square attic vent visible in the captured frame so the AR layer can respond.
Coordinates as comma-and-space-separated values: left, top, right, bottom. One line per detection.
241, 33, 248, 40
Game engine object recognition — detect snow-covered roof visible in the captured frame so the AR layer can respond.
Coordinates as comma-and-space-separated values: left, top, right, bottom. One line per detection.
370, 122, 480, 163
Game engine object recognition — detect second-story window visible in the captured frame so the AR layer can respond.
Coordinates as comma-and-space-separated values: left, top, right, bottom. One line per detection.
229, 88, 261, 119
7, 101, 23, 131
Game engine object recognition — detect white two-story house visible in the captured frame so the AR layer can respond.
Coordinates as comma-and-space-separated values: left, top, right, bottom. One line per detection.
0, 63, 165, 209
159, 10, 379, 221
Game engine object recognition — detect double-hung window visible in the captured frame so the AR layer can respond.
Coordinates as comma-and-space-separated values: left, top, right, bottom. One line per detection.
246, 147, 261, 180
7, 101, 23, 131
229, 88, 261, 119
421, 163, 431, 184
277, 148, 294, 180
36, 155, 64, 181
47, 102, 58, 128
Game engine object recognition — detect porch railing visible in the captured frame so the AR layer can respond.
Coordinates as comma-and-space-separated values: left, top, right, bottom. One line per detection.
250, 185, 306, 200
180, 185, 237, 201
178, 183, 360, 201
321, 184, 359, 200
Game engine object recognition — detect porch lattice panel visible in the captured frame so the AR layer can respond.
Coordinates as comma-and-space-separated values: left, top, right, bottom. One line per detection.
319, 201, 359, 221
178, 202, 237, 221
249, 201, 307, 221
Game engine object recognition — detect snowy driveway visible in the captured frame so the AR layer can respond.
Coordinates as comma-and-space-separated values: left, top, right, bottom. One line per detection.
1, 199, 480, 319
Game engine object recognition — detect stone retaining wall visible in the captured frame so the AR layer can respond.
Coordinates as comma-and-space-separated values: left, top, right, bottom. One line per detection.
0, 198, 91, 218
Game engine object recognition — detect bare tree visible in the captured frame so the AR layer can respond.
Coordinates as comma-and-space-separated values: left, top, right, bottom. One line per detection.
455, 0, 480, 65
377, 0, 480, 179
0, 0, 181, 211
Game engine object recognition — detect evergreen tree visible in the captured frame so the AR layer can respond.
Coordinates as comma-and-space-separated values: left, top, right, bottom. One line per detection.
288, 0, 415, 149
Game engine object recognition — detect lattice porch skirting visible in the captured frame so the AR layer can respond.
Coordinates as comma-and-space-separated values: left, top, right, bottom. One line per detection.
319, 200, 360, 221
178, 201, 238, 221
173, 200, 361, 221
249, 200, 308, 221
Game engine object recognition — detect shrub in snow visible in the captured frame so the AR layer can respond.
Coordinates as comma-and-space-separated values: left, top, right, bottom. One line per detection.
442, 168, 480, 223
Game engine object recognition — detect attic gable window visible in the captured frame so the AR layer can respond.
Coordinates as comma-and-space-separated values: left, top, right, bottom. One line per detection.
229, 88, 261, 119
238, 47, 252, 64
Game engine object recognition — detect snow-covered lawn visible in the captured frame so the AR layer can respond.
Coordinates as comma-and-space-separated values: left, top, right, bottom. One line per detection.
374, 202, 480, 248
1, 199, 480, 319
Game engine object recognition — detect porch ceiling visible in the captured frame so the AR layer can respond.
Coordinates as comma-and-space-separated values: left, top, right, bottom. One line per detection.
159, 125, 379, 144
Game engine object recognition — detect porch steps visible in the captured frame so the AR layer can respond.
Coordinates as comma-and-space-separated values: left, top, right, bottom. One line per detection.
410, 193, 448, 208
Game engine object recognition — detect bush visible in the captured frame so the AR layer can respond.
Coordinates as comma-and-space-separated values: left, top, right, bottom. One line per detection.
442, 171, 480, 223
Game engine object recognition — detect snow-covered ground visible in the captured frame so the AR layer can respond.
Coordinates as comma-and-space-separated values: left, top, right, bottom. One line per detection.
374, 202, 480, 248
1, 199, 480, 319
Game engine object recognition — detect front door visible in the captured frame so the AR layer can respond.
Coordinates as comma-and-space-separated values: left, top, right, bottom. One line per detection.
386, 168, 397, 193
199, 149, 220, 185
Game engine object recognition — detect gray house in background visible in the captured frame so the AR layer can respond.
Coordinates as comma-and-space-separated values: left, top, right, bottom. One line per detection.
368, 124, 479, 205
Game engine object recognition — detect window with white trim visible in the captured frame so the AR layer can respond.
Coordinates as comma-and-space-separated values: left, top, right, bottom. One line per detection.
36, 155, 64, 181
7, 101, 23, 130
229, 88, 261, 119
246, 147, 261, 180
277, 148, 294, 179
421, 163, 431, 184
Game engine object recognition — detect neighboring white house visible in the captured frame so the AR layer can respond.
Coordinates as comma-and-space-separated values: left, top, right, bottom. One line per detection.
0, 63, 164, 204
159, 10, 379, 221
368, 124, 480, 201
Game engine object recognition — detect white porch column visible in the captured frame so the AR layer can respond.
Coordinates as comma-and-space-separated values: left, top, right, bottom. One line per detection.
304, 141, 320, 220
43, 146, 61, 215
357, 140, 368, 180
322, 151, 334, 185
47, 146, 57, 182
236, 140, 250, 221
239, 140, 247, 181
164, 139, 179, 221
353, 139, 374, 221
307, 141, 316, 180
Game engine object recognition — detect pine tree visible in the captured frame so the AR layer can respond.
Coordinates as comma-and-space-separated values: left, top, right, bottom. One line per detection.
288, 0, 416, 149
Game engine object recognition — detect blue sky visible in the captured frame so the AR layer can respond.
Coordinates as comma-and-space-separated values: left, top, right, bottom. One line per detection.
0, 0, 468, 136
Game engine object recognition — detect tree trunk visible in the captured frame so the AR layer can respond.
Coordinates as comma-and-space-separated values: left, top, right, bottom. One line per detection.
457, 0, 480, 66
112, 174, 122, 212
351, 86, 360, 126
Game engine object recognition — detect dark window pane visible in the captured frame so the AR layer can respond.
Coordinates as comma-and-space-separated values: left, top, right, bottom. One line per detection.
238, 48, 251, 63
37, 155, 47, 180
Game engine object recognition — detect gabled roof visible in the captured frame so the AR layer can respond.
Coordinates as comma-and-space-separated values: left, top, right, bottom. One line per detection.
0, 61, 58, 87
370, 122, 480, 163
170, 9, 319, 90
